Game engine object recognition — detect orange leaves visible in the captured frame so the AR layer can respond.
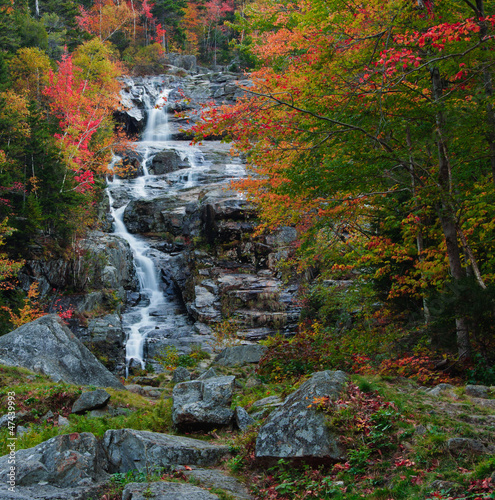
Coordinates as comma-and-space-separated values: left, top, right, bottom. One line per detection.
43, 39, 122, 192
76, 0, 136, 42
3, 282, 45, 329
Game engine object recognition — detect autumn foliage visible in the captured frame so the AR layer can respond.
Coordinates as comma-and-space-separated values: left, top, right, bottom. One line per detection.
196, 0, 495, 362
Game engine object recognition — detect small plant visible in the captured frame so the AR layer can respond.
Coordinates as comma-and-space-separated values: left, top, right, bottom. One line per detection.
378, 355, 457, 386
309, 383, 405, 470
212, 319, 241, 351
2, 282, 46, 328
466, 353, 495, 386
155, 345, 209, 371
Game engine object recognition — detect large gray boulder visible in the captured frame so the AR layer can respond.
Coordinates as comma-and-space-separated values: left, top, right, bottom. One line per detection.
71, 390, 111, 414
255, 370, 348, 462
0, 315, 124, 389
103, 429, 229, 473
0, 433, 106, 488
172, 376, 235, 431
123, 482, 219, 500
214, 345, 267, 366
0, 483, 105, 500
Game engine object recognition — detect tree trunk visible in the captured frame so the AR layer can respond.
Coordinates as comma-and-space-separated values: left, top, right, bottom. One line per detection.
431, 66, 471, 360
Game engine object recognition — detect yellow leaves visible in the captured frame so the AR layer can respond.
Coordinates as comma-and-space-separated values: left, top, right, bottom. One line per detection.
0, 91, 30, 141
3, 282, 45, 329
8, 48, 52, 101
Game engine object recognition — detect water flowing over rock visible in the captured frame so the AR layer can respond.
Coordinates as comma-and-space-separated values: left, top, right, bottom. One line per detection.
105, 73, 302, 374
0, 315, 124, 388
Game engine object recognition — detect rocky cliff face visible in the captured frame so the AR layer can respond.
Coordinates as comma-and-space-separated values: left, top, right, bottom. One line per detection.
115, 70, 252, 140
16, 68, 301, 376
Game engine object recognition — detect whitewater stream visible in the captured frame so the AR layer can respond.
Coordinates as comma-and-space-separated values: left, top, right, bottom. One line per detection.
106, 77, 245, 374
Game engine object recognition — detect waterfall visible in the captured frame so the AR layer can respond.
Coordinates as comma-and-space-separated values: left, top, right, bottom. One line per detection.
106, 77, 248, 375
142, 89, 171, 142
107, 85, 177, 374
106, 188, 163, 373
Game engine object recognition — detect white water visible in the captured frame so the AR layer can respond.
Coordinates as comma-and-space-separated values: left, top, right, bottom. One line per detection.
106, 78, 248, 374
143, 89, 171, 142
107, 87, 178, 373
106, 189, 164, 373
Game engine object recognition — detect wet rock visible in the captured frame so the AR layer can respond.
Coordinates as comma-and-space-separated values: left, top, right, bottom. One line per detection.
0, 315, 124, 389
71, 390, 111, 415
173, 376, 235, 431
214, 345, 267, 367
150, 150, 191, 175
122, 481, 219, 500
103, 429, 229, 473
255, 371, 348, 463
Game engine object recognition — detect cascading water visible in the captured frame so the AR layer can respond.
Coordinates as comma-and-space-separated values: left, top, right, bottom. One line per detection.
106, 188, 164, 373
107, 84, 184, 374
107, 76, 248, 374
142, 88, 171, 142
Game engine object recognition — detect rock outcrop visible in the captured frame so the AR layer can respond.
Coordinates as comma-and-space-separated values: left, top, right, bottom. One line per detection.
0, 315, 124, 389
19, 232, 137, 298
103, 429, 229, 473
122, 482, 220, 500
0, 430, 231, 499
0, 433, 107, 488
255, 370, 348, 463
214, 345, 267, 366
172, 376, 235, 431
71, 390, 112, 415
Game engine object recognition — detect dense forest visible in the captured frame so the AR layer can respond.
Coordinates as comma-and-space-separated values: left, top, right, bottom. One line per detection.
2, 2, 495, 499
0, 0, 239, 327
1, 0, 495, 384
195, 0, 495, 385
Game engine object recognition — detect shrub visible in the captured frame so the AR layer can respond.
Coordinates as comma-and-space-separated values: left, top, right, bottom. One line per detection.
155, 345, 209, 371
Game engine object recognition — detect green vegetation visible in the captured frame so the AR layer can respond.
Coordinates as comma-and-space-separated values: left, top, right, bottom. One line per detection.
155, 344, 210, 371
1, 362, 495, 499
227, 376, 495, 500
